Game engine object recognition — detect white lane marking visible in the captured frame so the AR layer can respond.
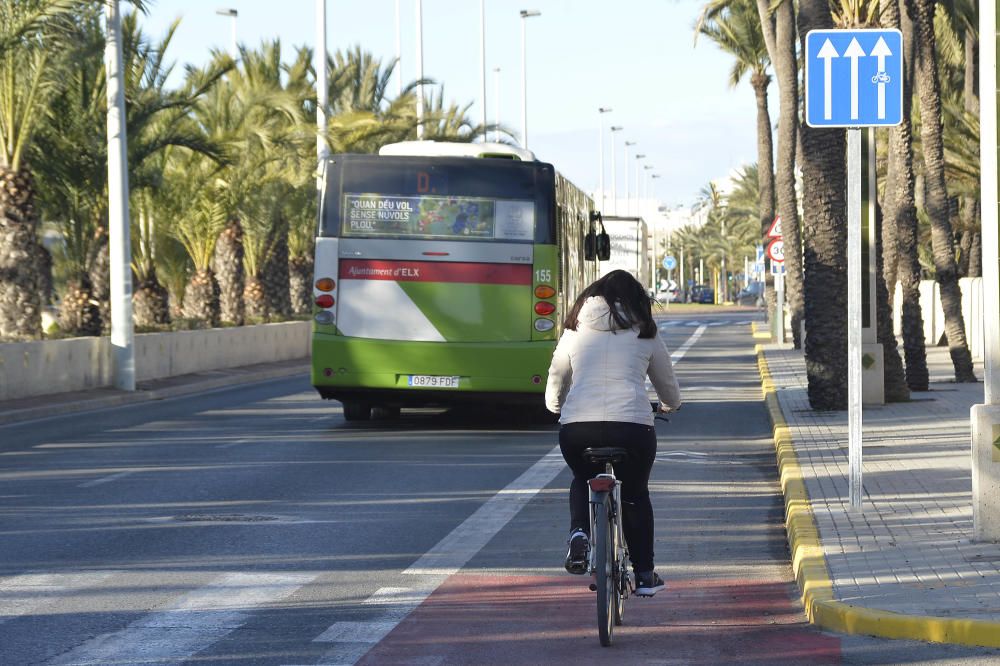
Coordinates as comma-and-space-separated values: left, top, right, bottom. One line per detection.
49, 572, 315, 665
0, 572, 117, 625
670, 324, 707, 363
306, 324, 709, 666
216, 438, 251, 450
78, 471, 135, 488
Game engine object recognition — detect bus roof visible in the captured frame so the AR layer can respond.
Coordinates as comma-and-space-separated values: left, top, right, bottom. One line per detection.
378, 141, 536, 162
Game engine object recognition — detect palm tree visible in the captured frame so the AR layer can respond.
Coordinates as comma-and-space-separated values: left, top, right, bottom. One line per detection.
0, 0, 82, 339
906, 0, 976, 382
797, 0, 848, 410
696, 0, 775, 274
880, 0, 928, 391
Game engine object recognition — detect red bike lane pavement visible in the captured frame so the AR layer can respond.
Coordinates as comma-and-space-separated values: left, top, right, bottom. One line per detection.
357, 572, 841, 664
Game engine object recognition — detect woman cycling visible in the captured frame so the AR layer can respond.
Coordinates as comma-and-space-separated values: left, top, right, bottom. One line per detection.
544, 270, 682, 597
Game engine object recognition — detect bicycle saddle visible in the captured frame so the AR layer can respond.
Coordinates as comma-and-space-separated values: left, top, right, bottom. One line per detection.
582, 447, 629, 464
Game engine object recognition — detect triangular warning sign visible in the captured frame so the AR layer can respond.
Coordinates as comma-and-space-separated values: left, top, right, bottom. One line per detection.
767, 215, 783, 239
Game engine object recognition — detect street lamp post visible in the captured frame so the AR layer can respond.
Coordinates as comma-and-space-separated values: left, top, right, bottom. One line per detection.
634, 154, 645, 216
624, 140, 635, 215
493, 67, 501, 142
395, 0, 402, 97
416, 0, 425, 139
106, 0, 134, 391
480, 0, 487, 135
597, 107, 612, 211
315, 0, 328, 191
609, 126, 622, 215
519, 9, 541, 149
215, 8, 238, 56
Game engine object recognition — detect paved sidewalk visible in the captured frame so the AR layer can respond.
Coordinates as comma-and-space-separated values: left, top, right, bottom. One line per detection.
757, 339, 1000, 647
0, 358, 309, 426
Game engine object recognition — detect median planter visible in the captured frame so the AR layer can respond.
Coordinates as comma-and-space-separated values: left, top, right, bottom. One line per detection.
0, 321, 310, 401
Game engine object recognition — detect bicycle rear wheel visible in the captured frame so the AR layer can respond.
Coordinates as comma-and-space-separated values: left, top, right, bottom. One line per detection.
613, 524, 627, 626
595, 495, 615, 647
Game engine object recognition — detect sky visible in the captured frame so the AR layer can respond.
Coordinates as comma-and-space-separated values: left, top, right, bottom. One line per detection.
142, 0, 769, 209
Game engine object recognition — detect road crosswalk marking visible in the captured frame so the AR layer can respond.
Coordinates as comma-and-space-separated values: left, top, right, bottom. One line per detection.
659, 319, 756, 328
48, 571, 316, 665
0, 571, 118, 625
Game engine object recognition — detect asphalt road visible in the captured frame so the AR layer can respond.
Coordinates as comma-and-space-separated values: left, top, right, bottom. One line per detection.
1, 310, 999, 665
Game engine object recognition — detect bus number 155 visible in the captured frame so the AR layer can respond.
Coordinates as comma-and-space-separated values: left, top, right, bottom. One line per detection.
535, 269, 551, 283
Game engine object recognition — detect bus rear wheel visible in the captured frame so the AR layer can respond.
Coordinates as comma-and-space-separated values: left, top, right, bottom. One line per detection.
342, 401, 372, 421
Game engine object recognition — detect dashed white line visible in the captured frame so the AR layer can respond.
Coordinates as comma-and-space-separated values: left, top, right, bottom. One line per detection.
78, 471, 135, 488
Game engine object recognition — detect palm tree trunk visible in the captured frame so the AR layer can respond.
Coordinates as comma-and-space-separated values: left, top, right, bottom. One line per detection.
214, 219, 245, 325
289, 254, 314, 315
968, 228, 982, 277
133, 267, 171, 328
798, 0, 847, 410
909, 0, 976, 382
0, 166, 42, 340
59, 275, 102, 337
244, 274, 270, 321
876, 205, 909, 402
751, 72, 775, 251
882, 0, 928, 391
772, 0, 804, 348
263, 220, 291, 319
182, 268, 221, 328
88, 228, 111, 335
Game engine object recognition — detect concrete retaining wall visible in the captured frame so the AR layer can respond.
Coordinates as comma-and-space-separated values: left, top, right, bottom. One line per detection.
0, 321, 311, 401
892, 278, 989, 360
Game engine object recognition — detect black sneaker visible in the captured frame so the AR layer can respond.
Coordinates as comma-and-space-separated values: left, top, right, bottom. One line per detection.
564, 530, 589, 574
635, 571, 665, 597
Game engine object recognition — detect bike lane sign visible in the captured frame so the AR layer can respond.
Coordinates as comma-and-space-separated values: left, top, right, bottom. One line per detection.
804, 29, 903, 128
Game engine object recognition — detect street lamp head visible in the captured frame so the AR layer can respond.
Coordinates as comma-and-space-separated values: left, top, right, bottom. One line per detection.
610, 125, 623, 132
215, 8, 237, 16
636, 154, 646, 160
520, 9, 541, 18
651, 174, 662, 179
493, 66, 501, 73
644, 164, 654, 170
598, 107, 612, 114
625, 140, 636, 146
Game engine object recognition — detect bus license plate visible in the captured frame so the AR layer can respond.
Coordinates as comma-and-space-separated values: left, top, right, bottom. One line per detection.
407, 375, 460, 388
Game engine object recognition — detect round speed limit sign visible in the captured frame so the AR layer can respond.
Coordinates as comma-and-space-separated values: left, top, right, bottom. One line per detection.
766, 238, 785, 263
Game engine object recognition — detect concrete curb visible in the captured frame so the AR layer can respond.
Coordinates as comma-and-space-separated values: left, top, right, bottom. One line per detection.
751, 321, 772, 341
754, 341, 1000, 648
0, 361, 308, 426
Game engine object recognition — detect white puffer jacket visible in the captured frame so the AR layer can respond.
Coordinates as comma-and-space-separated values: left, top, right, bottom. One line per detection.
544, 296, 681, 425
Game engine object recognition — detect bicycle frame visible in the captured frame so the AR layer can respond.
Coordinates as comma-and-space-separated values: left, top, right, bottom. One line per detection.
588, 462, 631, 646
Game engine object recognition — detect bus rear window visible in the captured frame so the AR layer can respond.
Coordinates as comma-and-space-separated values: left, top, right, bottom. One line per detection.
342, 193, 535, 242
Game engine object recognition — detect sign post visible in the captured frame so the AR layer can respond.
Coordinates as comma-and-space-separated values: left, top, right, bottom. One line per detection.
805, 28, 903, 513
766, 217, 784, 342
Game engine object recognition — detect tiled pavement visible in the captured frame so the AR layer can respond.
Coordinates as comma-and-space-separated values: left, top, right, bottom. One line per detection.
760, 343, 1000, 623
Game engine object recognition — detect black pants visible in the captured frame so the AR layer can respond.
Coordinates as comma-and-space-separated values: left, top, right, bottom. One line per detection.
559, 421, 657, 573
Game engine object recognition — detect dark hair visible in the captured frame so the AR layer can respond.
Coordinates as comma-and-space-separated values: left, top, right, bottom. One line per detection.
563, 270, 656, 338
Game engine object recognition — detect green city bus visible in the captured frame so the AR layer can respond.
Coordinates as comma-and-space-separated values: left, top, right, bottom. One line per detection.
311, 141, 608, 420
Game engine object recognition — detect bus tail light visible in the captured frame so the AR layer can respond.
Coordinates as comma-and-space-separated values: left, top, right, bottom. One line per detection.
316, 278, 336, 292
534, 301, 556, 316
534, 318, 554, 332
534, 285, 556, 299
315, 294, 335, 308
315, 311, 335, 325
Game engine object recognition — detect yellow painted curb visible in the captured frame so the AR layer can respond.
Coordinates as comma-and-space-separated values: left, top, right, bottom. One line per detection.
751, 321, 771, 341
755, 343, 1000, 648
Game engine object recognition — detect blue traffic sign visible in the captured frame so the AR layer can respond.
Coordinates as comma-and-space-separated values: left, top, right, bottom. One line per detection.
662, 256, 677, 271
804, 29, 903, 128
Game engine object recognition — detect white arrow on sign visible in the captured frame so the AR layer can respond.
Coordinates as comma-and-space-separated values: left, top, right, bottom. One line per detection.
818, 39, 839, 120
844, 38, 866, 120
870, 36, 893, 119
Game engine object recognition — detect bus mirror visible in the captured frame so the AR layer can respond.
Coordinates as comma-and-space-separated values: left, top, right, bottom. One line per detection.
585, 231, 597, 261
597, 231, 611, 261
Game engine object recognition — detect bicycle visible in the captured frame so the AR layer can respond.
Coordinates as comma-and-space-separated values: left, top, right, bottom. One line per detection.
583, 403, 669, 647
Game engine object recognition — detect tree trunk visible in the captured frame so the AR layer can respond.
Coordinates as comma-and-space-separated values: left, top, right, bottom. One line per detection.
909, 0, 976, 382
59, 275, 102, 337
751, 71, 775, 252
88, 228, 111, 335
289, 254, 314, 315
133, 267, 171, 328
876, 205, 909, 402
182, 268, 220, 328
968, 229, 982, 277
882, 0, 928, 390
772, 0, 804, 348
798, 0, 847, 410
244, 274, 270, 321
0, 166, 42, 340
263, 220, 291, 319
214, 219, 245, 326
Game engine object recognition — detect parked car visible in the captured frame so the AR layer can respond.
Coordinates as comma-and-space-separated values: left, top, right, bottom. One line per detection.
736, 282, 765, 306
654, 287, 679, 304
690, 285, 714, 304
